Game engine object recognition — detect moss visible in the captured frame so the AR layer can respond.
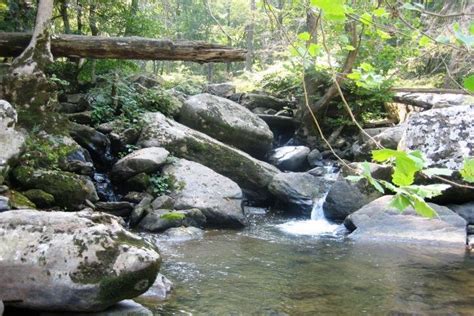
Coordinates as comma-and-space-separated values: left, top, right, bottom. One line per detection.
98, 260, 160, 304
9, 190, 36, 209
11, 166, 92, 210
23, 189, 55, 208
70, 246, 120, 284
160, 211, 186, 221
125, 173, 150, 192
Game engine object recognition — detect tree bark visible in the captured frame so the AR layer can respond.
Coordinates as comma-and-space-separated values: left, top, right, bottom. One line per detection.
0, 32, 247, 63
60, 0, 71, 34
10, 0, 54, 75
245, 0, 256, 71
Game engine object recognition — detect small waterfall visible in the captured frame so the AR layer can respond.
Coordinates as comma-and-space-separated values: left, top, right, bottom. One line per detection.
310, 192, 329, 221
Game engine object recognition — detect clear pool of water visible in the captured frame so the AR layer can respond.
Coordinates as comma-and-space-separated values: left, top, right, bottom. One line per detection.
139, 215, 474, 315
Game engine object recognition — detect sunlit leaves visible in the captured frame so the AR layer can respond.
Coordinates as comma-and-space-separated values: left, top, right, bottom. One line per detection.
463, 75, 474, 93
372, 8, 387, 17
376, 30, 391, 40
460, 158, 474, 183
311, 0, 345, 21
359, 12, 372, 25
372, 149, 425, 187
418, 35, 431, 47
297, 32, 311, 41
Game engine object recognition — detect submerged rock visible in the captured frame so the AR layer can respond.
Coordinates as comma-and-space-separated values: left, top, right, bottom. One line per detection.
269, 146, 310, 171
0, 210, 161, 312
138, 112, 280, 196
269, 172, 333, 215
12, 166, 98, 210
180, 93, 274, 157
162, 226, 204, 241
162, 159, 246, 227
345, 196, 467, 246
138, 208, 206, 232
111, 147, 169, 181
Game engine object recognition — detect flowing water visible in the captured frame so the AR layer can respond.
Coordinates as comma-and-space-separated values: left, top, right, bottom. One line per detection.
139, 213, 474, 315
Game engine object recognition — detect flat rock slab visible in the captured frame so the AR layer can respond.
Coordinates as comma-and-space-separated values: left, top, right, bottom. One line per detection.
138, 112, 280, 196
162, 159, 246, 227
345, 195, 467, 246
0, 210, 161, 312
180, 93, 273, 157
111, 147, 169, 181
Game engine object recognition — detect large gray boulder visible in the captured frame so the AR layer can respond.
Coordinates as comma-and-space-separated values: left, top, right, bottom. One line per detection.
137, 112, 280, 196
137, 208, 206, 232
269, 146, 310, 171
0, 210, 161, 312
352, 125, 406, 160
204, 83, 236, 98
69, 123, 113, 166
399, 105, 473, 170
111, 147, 169, 181
448, 202, 474, 225
162, 159, 246, 227
345, 196, 467, 246
180, 93, 273, 157
268, 172, 333, 215
0, 100, 25, 174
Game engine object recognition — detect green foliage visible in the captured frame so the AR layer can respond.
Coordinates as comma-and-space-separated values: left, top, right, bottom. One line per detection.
372, 149, 424, 186
460, 158, 474, 183
20, 135, 76, 170
149, 174, 184, 197
160, 212, 186, 221
463, 75, 474, 93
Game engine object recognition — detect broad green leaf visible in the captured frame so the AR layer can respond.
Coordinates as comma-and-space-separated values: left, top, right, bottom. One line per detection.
470, 22, 474, 35
403, 184, 450, 199
390, 194, 411, 212
298, 32, 311, 41
371, 149, 425, 187
308, 43, 321, 57
463, 74, 474, 93
418, 35, 431, 47
412, 196, 437, 218
376, 29, 391, 40
453, 22, 460, 32
345, 175, 364, 182
360, 62, 374, 72
460, 158, 474, 183
347, 72, 361, 80
372, 148, 399, 162
311, 0, 346, 21
344, 44, 355, 51
423, 168, 454, 178
372, 8, 387, 17
360, 12, 372, 25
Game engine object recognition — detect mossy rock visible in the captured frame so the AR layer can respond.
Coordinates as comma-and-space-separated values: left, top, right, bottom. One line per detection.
11, 166, 98, 210
8, 190, 36, 209
125, 173, 150, 192
23, 189, 55, 208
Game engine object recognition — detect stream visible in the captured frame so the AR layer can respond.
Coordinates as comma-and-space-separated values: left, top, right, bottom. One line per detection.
138, 210, 474, 315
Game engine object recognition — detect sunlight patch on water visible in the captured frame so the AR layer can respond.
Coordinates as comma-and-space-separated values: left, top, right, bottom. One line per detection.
277, 219, 340, 236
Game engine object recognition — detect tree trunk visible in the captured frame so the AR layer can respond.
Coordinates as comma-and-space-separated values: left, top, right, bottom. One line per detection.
0, 33, 247, 63
10, 0, 54, 75
245, 0, 256, 71
60, 0, 71, 34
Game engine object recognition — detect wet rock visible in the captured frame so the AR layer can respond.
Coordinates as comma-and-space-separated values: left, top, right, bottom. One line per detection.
399, 105, 474, 170
124, 173, 150, 192
95, 202, 134, 217
323, 163, 390, 221
66, 111, 93, 125
138, 208, 206, 233
345, 195, 467, 246
123, 192, 151, 204
69, 123, 113, 166
63, 93, 90, 107
0, 196, 10, 212
12, 167, 99, 210
180, 93, 274, 157
448, 202, 474, 225
239, 93, 293, 111
93, 173, 118, 202
269, 172, 333, 215
111, 147, 169, 181
269, 146, 310, 171
307, 149, 323, 167
468, 225, 474, 235
57, 102, 88, 114
204, 82, 236, 98
62, 160, 95, 176
0, 100, 25, 173
23, 189, 55, 208
151, 195, 174, 210
129, 194, 154, 227
162, 159, 246, 228
0, 209, 161, 312
162, 226, 204, 241
138, 112, 280, 196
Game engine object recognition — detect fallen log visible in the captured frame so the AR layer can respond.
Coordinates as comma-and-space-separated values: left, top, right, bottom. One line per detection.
0, 32, 246, 63
391, 87, 470, 95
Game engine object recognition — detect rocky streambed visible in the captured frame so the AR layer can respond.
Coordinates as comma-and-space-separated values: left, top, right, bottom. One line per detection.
0, 79, 473, 315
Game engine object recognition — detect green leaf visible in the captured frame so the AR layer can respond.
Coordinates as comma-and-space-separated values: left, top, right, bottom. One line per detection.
403, 184, 450, 199
359, 12, 372, 25
347, 72, 361, 80
418, 35, 431, 47
371, 149, 425, 187
463, 75, 474, 93
344, 44, 355, 51
372, 148, 399, 162
412, 196, 437, 218
376, 29, 391, 40
470, 22, 474, 35
372, 8, 387, 17
360, 62, 374, 72
390, 194, 411, 212
160, 212, 186, 221
423, 168, 454, 178
308, 43, 321, 57
298, 32, 311, 41
435, 35, 451, 44
460, 158, 474, 183
311, 0, 346, 21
